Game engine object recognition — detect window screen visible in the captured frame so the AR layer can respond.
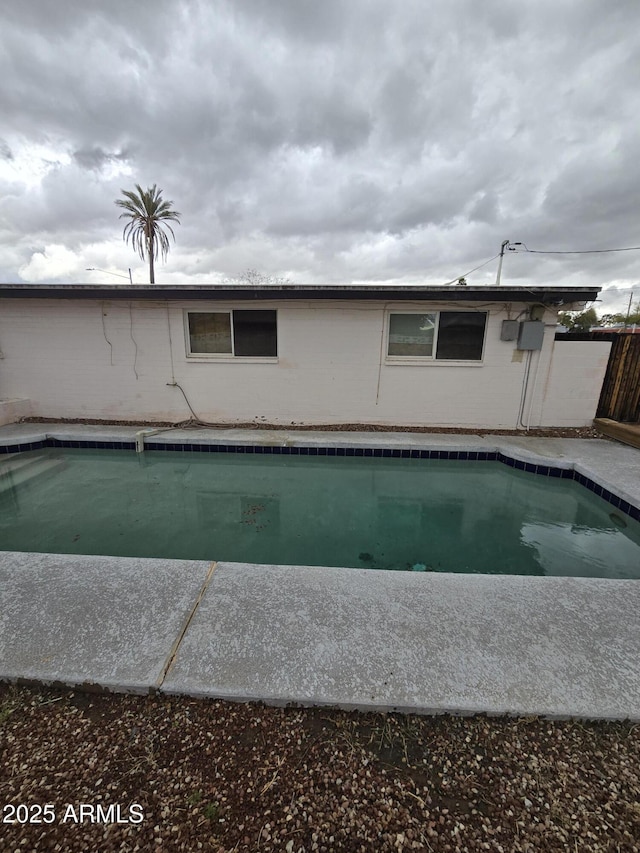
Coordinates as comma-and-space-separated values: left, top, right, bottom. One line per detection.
232, 310, 278, 357
435, 312, 486, 360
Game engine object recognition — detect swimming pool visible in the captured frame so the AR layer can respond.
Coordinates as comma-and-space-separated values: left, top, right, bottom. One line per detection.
1, 442, 639, 578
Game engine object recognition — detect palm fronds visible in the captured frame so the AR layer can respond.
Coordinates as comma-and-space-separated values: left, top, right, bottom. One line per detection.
115, 184, 181, 283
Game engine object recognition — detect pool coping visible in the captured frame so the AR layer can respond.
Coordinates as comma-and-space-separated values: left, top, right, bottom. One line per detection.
1, 424, 639, 720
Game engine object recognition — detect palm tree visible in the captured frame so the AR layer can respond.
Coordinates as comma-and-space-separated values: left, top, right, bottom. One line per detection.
115, 184, 181, 284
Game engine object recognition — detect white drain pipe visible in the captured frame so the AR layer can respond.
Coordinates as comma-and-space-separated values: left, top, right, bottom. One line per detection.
135, 428, 165, 453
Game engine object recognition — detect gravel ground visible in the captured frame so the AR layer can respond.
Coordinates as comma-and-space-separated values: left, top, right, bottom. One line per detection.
1, 685, 638, 852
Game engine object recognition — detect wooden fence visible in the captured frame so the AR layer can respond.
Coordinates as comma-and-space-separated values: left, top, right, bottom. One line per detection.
555, 332, 640, 422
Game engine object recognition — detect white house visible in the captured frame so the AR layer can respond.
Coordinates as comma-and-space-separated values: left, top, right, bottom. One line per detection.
0, 282, 609, 430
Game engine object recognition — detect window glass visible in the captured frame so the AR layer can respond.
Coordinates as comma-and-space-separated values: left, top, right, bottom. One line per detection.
435, 312, 486, 360
233, 310, 278, 357
388, 313, 436, 357
188, 312, 232, 353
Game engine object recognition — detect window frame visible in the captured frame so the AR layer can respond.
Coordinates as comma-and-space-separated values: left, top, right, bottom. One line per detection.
184, 309, 279, 362
385, 309, 488, 365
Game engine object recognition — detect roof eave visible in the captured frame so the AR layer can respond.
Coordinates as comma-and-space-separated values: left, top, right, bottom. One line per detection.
0, 283, 601, 305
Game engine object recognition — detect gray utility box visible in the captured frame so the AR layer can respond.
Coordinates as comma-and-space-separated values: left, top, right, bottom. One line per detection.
500, 320, 519, 341
517, 320, 545, 350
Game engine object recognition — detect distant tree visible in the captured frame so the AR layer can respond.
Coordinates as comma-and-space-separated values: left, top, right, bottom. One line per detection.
225, 269, 291, 285
598, 300, 640, 328
557, 307, 599, 332
115, 184, 181, 284
599, 313, 626, 326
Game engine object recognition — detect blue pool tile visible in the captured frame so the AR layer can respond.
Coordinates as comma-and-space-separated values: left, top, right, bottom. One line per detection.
514, 459, 525, 470
373, 448, 383, 457
561, 468, 574, 479
548, 467, 562, 478
619, 500, 631, 516
309, 447, 318, 456
537, 465, 550, 476
458, 452, 468, 460
327, 447, 336, 456
410, 449, 420, 458
401, 449, 410, 458
336, 448, 345, 456
254, 446, 263, 454
318, 447, 327, 456
467, 451, 478, 461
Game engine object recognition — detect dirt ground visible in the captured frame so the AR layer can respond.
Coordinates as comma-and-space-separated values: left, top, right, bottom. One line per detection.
20, 418, 605, 440
1, 685, 638, 852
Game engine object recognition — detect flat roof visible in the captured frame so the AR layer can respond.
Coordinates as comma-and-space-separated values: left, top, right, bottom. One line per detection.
0, 282, 600, 304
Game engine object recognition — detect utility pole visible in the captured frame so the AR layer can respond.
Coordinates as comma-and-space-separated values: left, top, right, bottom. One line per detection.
624, 290, 635, 330
495, 240, 510, 286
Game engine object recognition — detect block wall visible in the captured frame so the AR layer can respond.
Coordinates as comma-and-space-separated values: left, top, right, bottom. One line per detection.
0, 298, 608, 429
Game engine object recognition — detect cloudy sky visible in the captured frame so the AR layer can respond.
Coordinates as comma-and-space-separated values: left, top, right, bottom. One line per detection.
1, 0, 639, 313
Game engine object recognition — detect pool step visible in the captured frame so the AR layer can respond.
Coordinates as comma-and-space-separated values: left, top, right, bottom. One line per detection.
0, 453, 66, 492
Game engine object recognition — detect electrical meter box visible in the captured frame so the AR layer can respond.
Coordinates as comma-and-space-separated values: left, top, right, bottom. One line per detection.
500, 320, 519, 341
517, 320, 544, 351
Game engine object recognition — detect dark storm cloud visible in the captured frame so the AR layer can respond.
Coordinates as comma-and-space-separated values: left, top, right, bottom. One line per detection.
0, 0, 639, 309
73, 147, 130, 171
0, 138, 13, 160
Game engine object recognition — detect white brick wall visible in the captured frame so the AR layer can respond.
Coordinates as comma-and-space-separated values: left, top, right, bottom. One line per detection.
0, 298, 609, 428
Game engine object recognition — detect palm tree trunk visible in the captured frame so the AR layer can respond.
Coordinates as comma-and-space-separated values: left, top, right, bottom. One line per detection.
149, 234, 155, 284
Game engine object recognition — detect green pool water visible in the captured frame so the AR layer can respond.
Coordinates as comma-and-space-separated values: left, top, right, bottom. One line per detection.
1, 448, 639, 578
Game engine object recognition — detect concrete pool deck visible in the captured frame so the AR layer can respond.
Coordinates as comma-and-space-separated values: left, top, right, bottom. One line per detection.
1, 423, 640, 719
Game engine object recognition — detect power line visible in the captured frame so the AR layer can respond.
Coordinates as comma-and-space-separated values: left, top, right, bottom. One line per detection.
513, 244, 640, 255
442, 252, 500, 285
